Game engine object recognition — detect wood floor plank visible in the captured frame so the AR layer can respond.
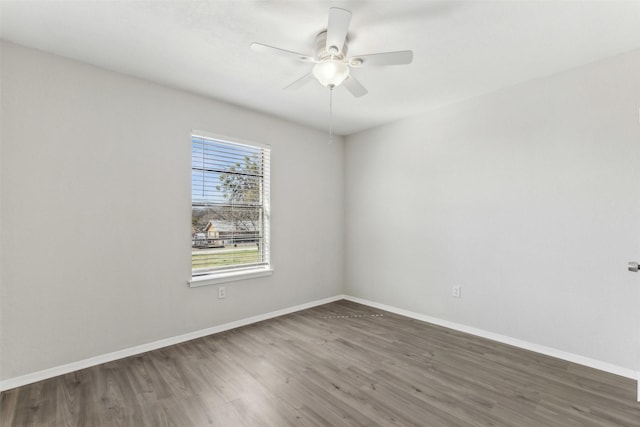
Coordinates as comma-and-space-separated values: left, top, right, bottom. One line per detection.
1, 299, 639, 426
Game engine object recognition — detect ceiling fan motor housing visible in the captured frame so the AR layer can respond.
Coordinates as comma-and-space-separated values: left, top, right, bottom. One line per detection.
315, 31, 348, 61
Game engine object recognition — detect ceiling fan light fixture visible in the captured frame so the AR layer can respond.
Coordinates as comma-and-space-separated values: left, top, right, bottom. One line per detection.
312, 59, 350, 87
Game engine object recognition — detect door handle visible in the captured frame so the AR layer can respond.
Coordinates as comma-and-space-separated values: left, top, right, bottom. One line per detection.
629, 262, 639, 272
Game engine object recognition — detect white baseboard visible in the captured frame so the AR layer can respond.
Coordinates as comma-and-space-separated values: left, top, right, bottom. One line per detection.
0, 294, 345, 392
343, 295, 640, 385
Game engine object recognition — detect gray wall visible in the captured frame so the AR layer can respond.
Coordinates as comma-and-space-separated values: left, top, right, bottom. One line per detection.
345, 50, 640, 371
0, 42, 344, 380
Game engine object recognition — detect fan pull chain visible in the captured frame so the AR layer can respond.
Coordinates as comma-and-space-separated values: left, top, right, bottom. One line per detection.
329, 84, 334, 143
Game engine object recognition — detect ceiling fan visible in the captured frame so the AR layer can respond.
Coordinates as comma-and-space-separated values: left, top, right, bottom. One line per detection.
250, 7, 413, 97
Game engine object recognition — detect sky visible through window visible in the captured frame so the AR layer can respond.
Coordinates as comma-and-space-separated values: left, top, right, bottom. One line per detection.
191, 136, 262, 204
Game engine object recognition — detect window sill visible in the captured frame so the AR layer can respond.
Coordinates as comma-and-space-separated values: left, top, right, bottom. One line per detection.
188, 267, 274, 288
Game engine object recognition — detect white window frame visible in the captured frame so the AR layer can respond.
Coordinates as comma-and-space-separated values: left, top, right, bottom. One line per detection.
188, 130, 273, 287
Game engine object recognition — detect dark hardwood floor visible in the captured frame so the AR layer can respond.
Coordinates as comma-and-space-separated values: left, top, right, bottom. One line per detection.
1, 300, 639, 426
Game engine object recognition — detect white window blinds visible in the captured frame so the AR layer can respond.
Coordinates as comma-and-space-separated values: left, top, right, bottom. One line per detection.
191, 133, 270, 276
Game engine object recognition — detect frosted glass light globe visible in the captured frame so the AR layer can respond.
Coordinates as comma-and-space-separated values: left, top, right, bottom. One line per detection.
312, 59, 350, 87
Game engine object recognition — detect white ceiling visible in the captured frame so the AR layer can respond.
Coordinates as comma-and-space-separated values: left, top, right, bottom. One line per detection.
2, 1, 640, 135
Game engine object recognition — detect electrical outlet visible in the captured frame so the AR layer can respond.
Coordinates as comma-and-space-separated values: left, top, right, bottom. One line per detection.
218, 286, 226, 299
452, 286, 461, 298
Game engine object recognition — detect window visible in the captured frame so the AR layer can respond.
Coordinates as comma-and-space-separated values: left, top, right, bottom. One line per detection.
190, 131, 271, 286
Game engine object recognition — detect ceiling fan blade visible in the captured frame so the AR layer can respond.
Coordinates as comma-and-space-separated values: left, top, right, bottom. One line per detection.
283, 73, 315, 91
350, 50, 413, 67
326, 8, 351, 54
250, 42, 313, 62
342, 75, 368, 97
